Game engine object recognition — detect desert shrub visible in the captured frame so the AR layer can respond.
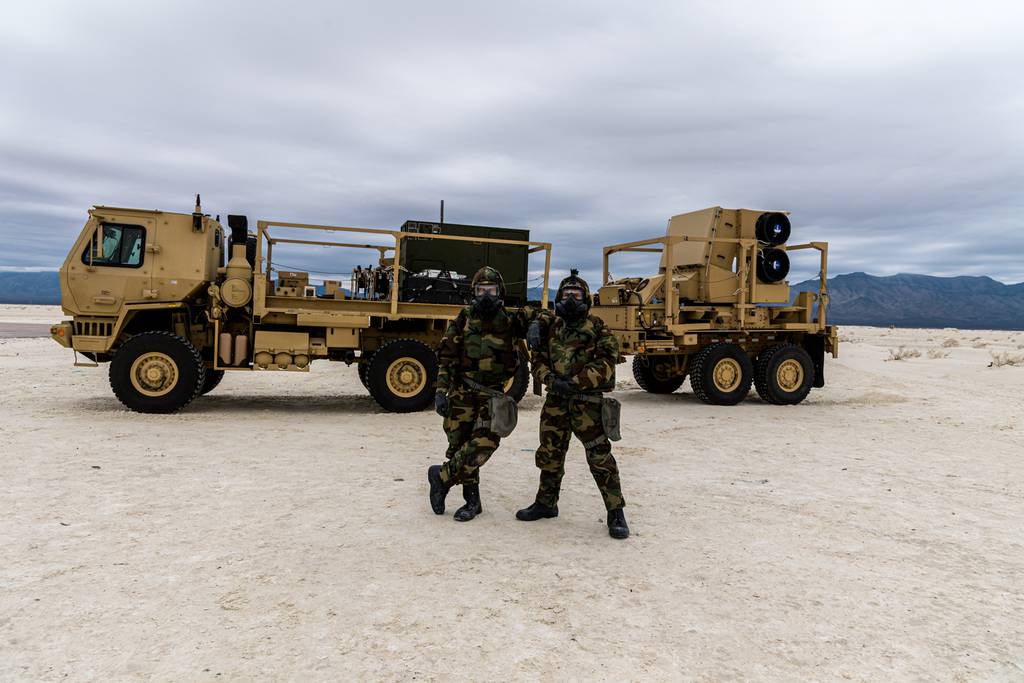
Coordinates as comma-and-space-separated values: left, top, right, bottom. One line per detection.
927, 349, 950, 359
887, 347, 921, 361
989, 352, 1024, 367
972, 341, 990, 349
941, 338, 959, 348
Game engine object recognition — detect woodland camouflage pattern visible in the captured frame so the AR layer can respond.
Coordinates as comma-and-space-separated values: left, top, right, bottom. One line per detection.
440, 385, 499, 485
435, 305, 532, 394
436, 266, 541, 485
531, 273, 625, 511
535, 396, 624, 511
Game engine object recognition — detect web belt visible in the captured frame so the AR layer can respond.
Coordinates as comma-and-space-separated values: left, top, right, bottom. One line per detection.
461, 377, 505, 397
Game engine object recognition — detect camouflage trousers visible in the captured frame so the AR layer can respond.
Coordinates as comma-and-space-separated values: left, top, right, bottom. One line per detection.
534, 394, 625, 511
439, 386, 501, 486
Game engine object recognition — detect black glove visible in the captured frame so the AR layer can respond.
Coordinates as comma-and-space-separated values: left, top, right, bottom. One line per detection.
434, 391, 450, 417
550, 377, 576, 397
527, 321, 542, 351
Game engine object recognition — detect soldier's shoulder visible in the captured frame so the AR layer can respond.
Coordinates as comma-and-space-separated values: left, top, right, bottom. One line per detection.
447, 306, 472, 330
586, 314, 609, 331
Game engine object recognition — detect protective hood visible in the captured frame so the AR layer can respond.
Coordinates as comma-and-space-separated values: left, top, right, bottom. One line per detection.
555, 268, 592, 321
471, 266, 506, 297
555, 269, 592, 305
470, 266, 505, 317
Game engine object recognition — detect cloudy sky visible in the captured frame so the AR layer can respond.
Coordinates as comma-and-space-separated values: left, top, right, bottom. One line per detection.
2, 0, 1022, 286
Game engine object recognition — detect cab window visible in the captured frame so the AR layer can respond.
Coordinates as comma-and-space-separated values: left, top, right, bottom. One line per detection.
82, 223, 146, 268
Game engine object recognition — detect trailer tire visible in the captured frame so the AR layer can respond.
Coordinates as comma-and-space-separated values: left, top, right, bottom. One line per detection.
754, 343, 814, 405
367, 339, 438, 412
632, 355, 685, 394
109, 331, 206, 413
690, 342, 753, 406
199, 369, 225, 396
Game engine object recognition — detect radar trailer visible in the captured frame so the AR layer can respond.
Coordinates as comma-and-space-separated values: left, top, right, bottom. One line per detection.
591, 207, 838, 405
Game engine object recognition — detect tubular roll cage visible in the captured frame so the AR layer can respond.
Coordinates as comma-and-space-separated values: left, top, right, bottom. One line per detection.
601, 234, 830, 333
253, 220, 552, 317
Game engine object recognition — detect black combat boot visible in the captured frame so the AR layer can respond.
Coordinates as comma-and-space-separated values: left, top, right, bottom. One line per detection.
427, 465, 451, 515
607, 508, 629, 539
453, 484, 482, 522
515, 501, 559, 521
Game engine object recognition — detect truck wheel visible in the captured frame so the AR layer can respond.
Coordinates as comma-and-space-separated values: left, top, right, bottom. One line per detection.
754, 344, 814, 405
358, 353, 373, 388
367, 339, 438, 412
632, 355, 685, 394
690, 342, 753, 406
109, 331, 206, 413
503, 349, 530, 403
199, 369, 225, 396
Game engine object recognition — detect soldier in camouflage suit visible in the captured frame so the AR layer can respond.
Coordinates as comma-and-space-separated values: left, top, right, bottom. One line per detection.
428, 266, 542, 522
517, 269, 629, 539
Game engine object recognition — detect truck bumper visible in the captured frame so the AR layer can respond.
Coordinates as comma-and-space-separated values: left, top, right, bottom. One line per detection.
50, 321, 73, 348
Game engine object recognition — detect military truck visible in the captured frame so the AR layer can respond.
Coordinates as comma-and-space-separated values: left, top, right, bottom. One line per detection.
50, 198, 551, 413
591, 206, 838, 405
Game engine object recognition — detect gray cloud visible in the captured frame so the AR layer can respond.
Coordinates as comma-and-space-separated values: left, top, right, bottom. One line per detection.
2, 0, 1022, 286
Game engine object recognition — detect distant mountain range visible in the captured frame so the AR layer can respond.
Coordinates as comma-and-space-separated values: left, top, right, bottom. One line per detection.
4, 271, 1023, 330
0, 271, 62, 305
791, 272, 1024, 330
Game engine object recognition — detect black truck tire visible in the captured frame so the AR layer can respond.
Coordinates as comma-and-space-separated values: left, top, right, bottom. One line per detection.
754, 344, 815, 405
690, 342, 753, 406
367, 339, 438, 412
199, 369, 225, 396
358, 353, 373, 388
504, 349, 531, 403
109, 331, 206, 413
632, 355, 685, 394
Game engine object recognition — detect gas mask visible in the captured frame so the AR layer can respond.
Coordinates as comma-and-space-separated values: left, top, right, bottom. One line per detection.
555, 286, 589, 321
471, 282, 503, 318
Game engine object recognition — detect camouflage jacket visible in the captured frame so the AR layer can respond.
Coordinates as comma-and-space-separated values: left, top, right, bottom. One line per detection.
435, 306, 544, 393
533, 314, 618, 394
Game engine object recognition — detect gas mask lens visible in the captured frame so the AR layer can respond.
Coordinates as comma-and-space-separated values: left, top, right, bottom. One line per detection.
561, 287, 585, 301
474, 283, 500, 298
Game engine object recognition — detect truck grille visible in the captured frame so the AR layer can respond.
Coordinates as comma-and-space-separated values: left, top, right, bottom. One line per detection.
74, 319, 114, 337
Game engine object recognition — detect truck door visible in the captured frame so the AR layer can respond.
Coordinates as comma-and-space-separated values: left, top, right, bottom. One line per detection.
71, 215, 156, 314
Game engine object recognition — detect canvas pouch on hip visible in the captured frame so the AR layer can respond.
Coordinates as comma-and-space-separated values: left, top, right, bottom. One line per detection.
463, 376, 518, 437
601, 396, 622, 442
488, 394, 518, 437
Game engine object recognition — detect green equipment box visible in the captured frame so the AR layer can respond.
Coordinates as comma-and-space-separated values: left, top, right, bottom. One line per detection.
400, 220, 530, 304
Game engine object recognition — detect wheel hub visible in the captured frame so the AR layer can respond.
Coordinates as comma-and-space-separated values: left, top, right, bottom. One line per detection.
129, 352, 179, 397
776, 359, 804, 392
712, 358, 742, 393
386, 357, 427, 397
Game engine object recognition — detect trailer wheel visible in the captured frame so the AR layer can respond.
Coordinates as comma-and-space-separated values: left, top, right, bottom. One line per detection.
109, 331, 206, 413
503, 349, 530, 402
754, 344, 814, 405
199, 369, 225, 396
690, 342, 753, 406
632, 355, 685, 394
367, 339, 438, 412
